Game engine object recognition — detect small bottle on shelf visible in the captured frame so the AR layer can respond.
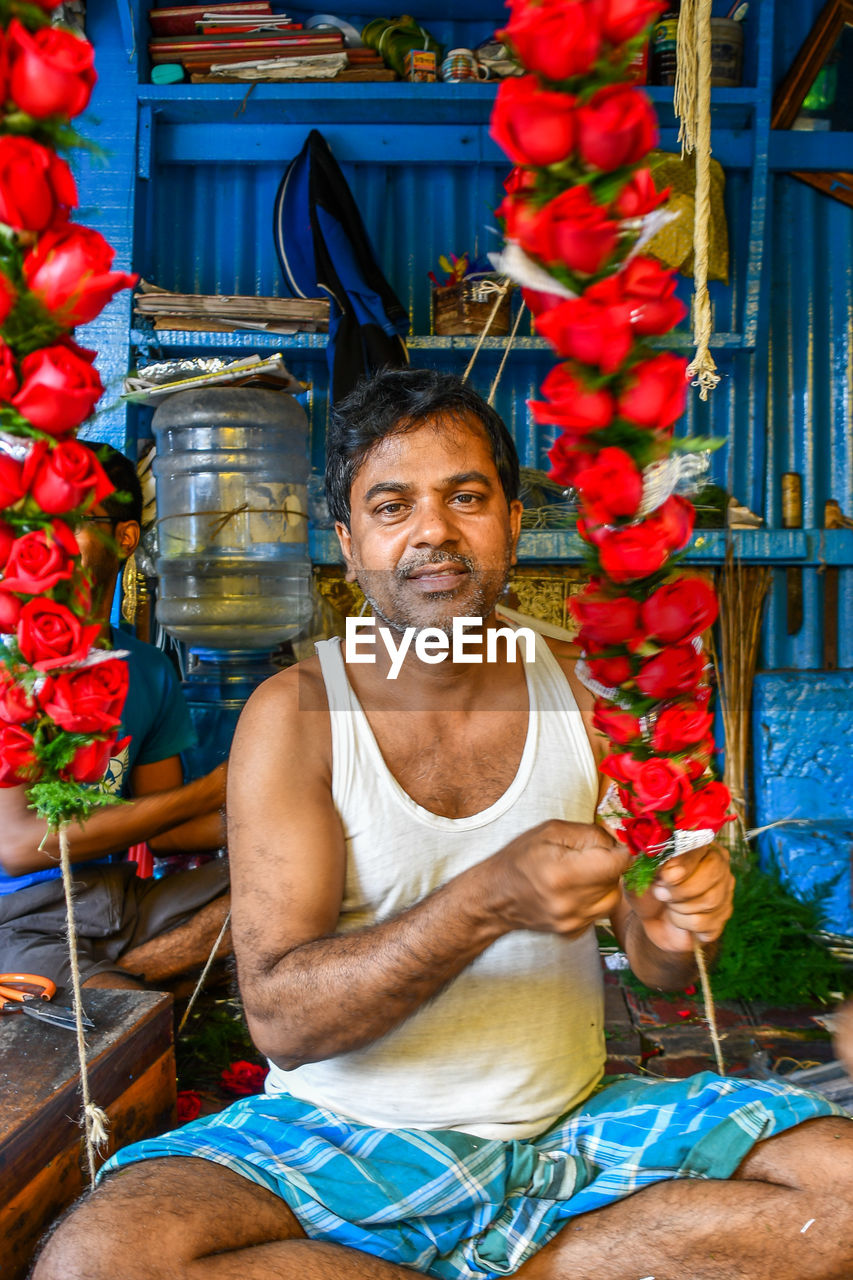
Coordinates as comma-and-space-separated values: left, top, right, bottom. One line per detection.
649, 1, 680, 87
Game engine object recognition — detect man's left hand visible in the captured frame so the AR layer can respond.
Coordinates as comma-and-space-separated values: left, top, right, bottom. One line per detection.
629, 841, 735, 954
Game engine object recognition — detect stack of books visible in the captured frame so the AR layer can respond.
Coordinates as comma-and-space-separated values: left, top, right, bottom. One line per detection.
134, 282, 330, 334
148, 3, 345, 75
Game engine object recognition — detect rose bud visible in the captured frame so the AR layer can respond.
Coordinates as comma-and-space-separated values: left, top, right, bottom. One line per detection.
614, 168, 669, 219
490, 75, 578, 167
498, 0, 602, 82
0, 519, 14, 568
528, 185, 619, 276
621, 754, 691, 810
601, 751, 635, 784
574, 447, 643, 525
651, 700, 714, 752
534, 295, 634, 372
617, 352, 688, 430
595, 0, 667, 46
24, 439, 115, 515
591, 256, 686, 336
12, 339, 104, 437
532, 362, 616, 436
0, 668, 38, 725
577, 84, 658, 173
570, 587, 642, 646
23, 225, 137, 329
593, 519, 671, 582
622, 814, 672, 858
593, 700, 643, 746
586, 653, 634, 686
0, 338, 19, 403
0, 588, 22, 632
651, 495, 696, 553
0, 453, 25, 510
0, 135, 77, 234
17, 597, 100, 671
61, 734, 121, 785
0, 723, 41, 787
675, 779, 733, 832
547, 434, 594, 487
642, 575, 719, 644
40, 659, 129, 735
522, 285, 574, 317
6, 20, 96, 120
2, 520, 78, 596
636, 644, 706, 698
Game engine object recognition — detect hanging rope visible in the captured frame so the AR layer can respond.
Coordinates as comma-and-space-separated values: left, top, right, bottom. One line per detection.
488, 300, 527, 406
177, 908, 231, 1035
694, 938, 725, 1075
461, 280, 512, 383
675, 0, 720, 400
59, 827, 110, 1188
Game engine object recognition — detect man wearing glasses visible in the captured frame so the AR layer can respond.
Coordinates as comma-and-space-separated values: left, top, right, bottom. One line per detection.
0, 443, 229, 992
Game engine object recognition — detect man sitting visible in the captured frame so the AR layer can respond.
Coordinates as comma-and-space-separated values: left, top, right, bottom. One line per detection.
0, 443, 229, 991
36, 374, 852, 1279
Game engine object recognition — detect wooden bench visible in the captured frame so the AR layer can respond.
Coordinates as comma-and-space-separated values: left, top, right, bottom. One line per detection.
0, 988, 176, 1280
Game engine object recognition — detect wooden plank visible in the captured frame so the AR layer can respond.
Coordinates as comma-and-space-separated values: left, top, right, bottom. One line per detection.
0, 990, 173, 1194
0, 1049, 177, 1280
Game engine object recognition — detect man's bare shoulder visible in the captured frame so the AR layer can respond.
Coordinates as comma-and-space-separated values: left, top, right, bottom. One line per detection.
244, 653, 330, 717
234, 652, 332, 774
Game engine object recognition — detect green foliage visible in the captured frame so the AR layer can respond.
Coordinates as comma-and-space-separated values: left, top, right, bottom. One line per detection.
176, 995, 261, 1091
28, 779, 122, 831
710, 856, 848, 1004
623, 852, 660, 895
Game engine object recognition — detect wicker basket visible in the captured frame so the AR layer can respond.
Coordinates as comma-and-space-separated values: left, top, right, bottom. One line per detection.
432, 273, 512, 337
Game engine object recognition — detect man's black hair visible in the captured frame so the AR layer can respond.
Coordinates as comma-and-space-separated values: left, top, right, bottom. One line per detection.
325, 368, 521, 528
82, 440, 143, 525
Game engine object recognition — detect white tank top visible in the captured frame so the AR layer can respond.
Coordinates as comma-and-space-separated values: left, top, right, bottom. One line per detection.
265, 631, 604, 1139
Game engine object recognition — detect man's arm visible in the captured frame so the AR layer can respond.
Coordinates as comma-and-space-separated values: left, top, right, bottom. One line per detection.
131, 756, 225, 854
229, 664, 631, 1071
0, 761, 226, 876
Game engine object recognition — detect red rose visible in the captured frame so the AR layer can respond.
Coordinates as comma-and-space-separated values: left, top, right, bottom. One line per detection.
614, 168, 668, 219
601, 751, 634, 785
0, 135, 77, 234
7, 20, 96, 120
176, 1090, 202, 1124
636, 644, 706, 698
0, 339, 19, 402
577, 84, 658, 172
535, 296, 634, 372
594, 0, 666, 45
499, 0, 602, 81
2, 520, 78, 595
651, 700, 714, 752
505, 186, 618, 277
0, 453, 25, 509
570, 586, 642, 646
490, 76, 578, 167
574, 446, 643, 524
503, 166, 537, 197
0, 723, 40, 786
40, 659, 129, 734
622, 754, 690, 809
0, 668, 38, 725
0, 519, 13, 568
61, 734, 121, 784
547, 433, 593, 487
590, 256, 686, 336
0, 589, 21, 631
221, 1060, 268, 1096
532, 362, 615, 437
24, 439, 114, 515
593, 700, 643, 746
591, 518, 670, 582
17, 597, 100, 671
651, 494, 695, 552
676, 780, 732, 832
617, 352, 688, 430
12, 339, 104, 437
522, 285, 574, 317
586, 653, 633, 686
642, 575, 718, 643
622, 814, 673, 857
22, 225, 137, 329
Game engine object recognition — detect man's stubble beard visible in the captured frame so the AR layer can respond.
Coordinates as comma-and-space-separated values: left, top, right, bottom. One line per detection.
356, 543, 514, 639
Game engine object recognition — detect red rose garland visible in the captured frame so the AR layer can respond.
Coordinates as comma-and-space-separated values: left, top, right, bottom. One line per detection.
491, 0, 733, 891
0, 0, 136, 830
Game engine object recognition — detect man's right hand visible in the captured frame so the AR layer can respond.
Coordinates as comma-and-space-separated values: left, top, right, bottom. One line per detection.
484, 820, 632, 938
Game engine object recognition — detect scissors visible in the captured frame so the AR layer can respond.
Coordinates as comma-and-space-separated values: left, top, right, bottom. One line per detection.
0, 973, 95, 1031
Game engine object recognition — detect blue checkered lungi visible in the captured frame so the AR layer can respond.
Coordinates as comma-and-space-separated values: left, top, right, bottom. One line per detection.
100, 1072, 846, 1278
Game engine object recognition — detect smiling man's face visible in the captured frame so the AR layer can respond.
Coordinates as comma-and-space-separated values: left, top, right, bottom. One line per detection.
336, 414, 523, 637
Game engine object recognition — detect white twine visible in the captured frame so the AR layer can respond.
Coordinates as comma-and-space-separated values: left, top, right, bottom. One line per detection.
59, 826, 110, 1188
460, 278, 513, 384
177, 907, 231, 1036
